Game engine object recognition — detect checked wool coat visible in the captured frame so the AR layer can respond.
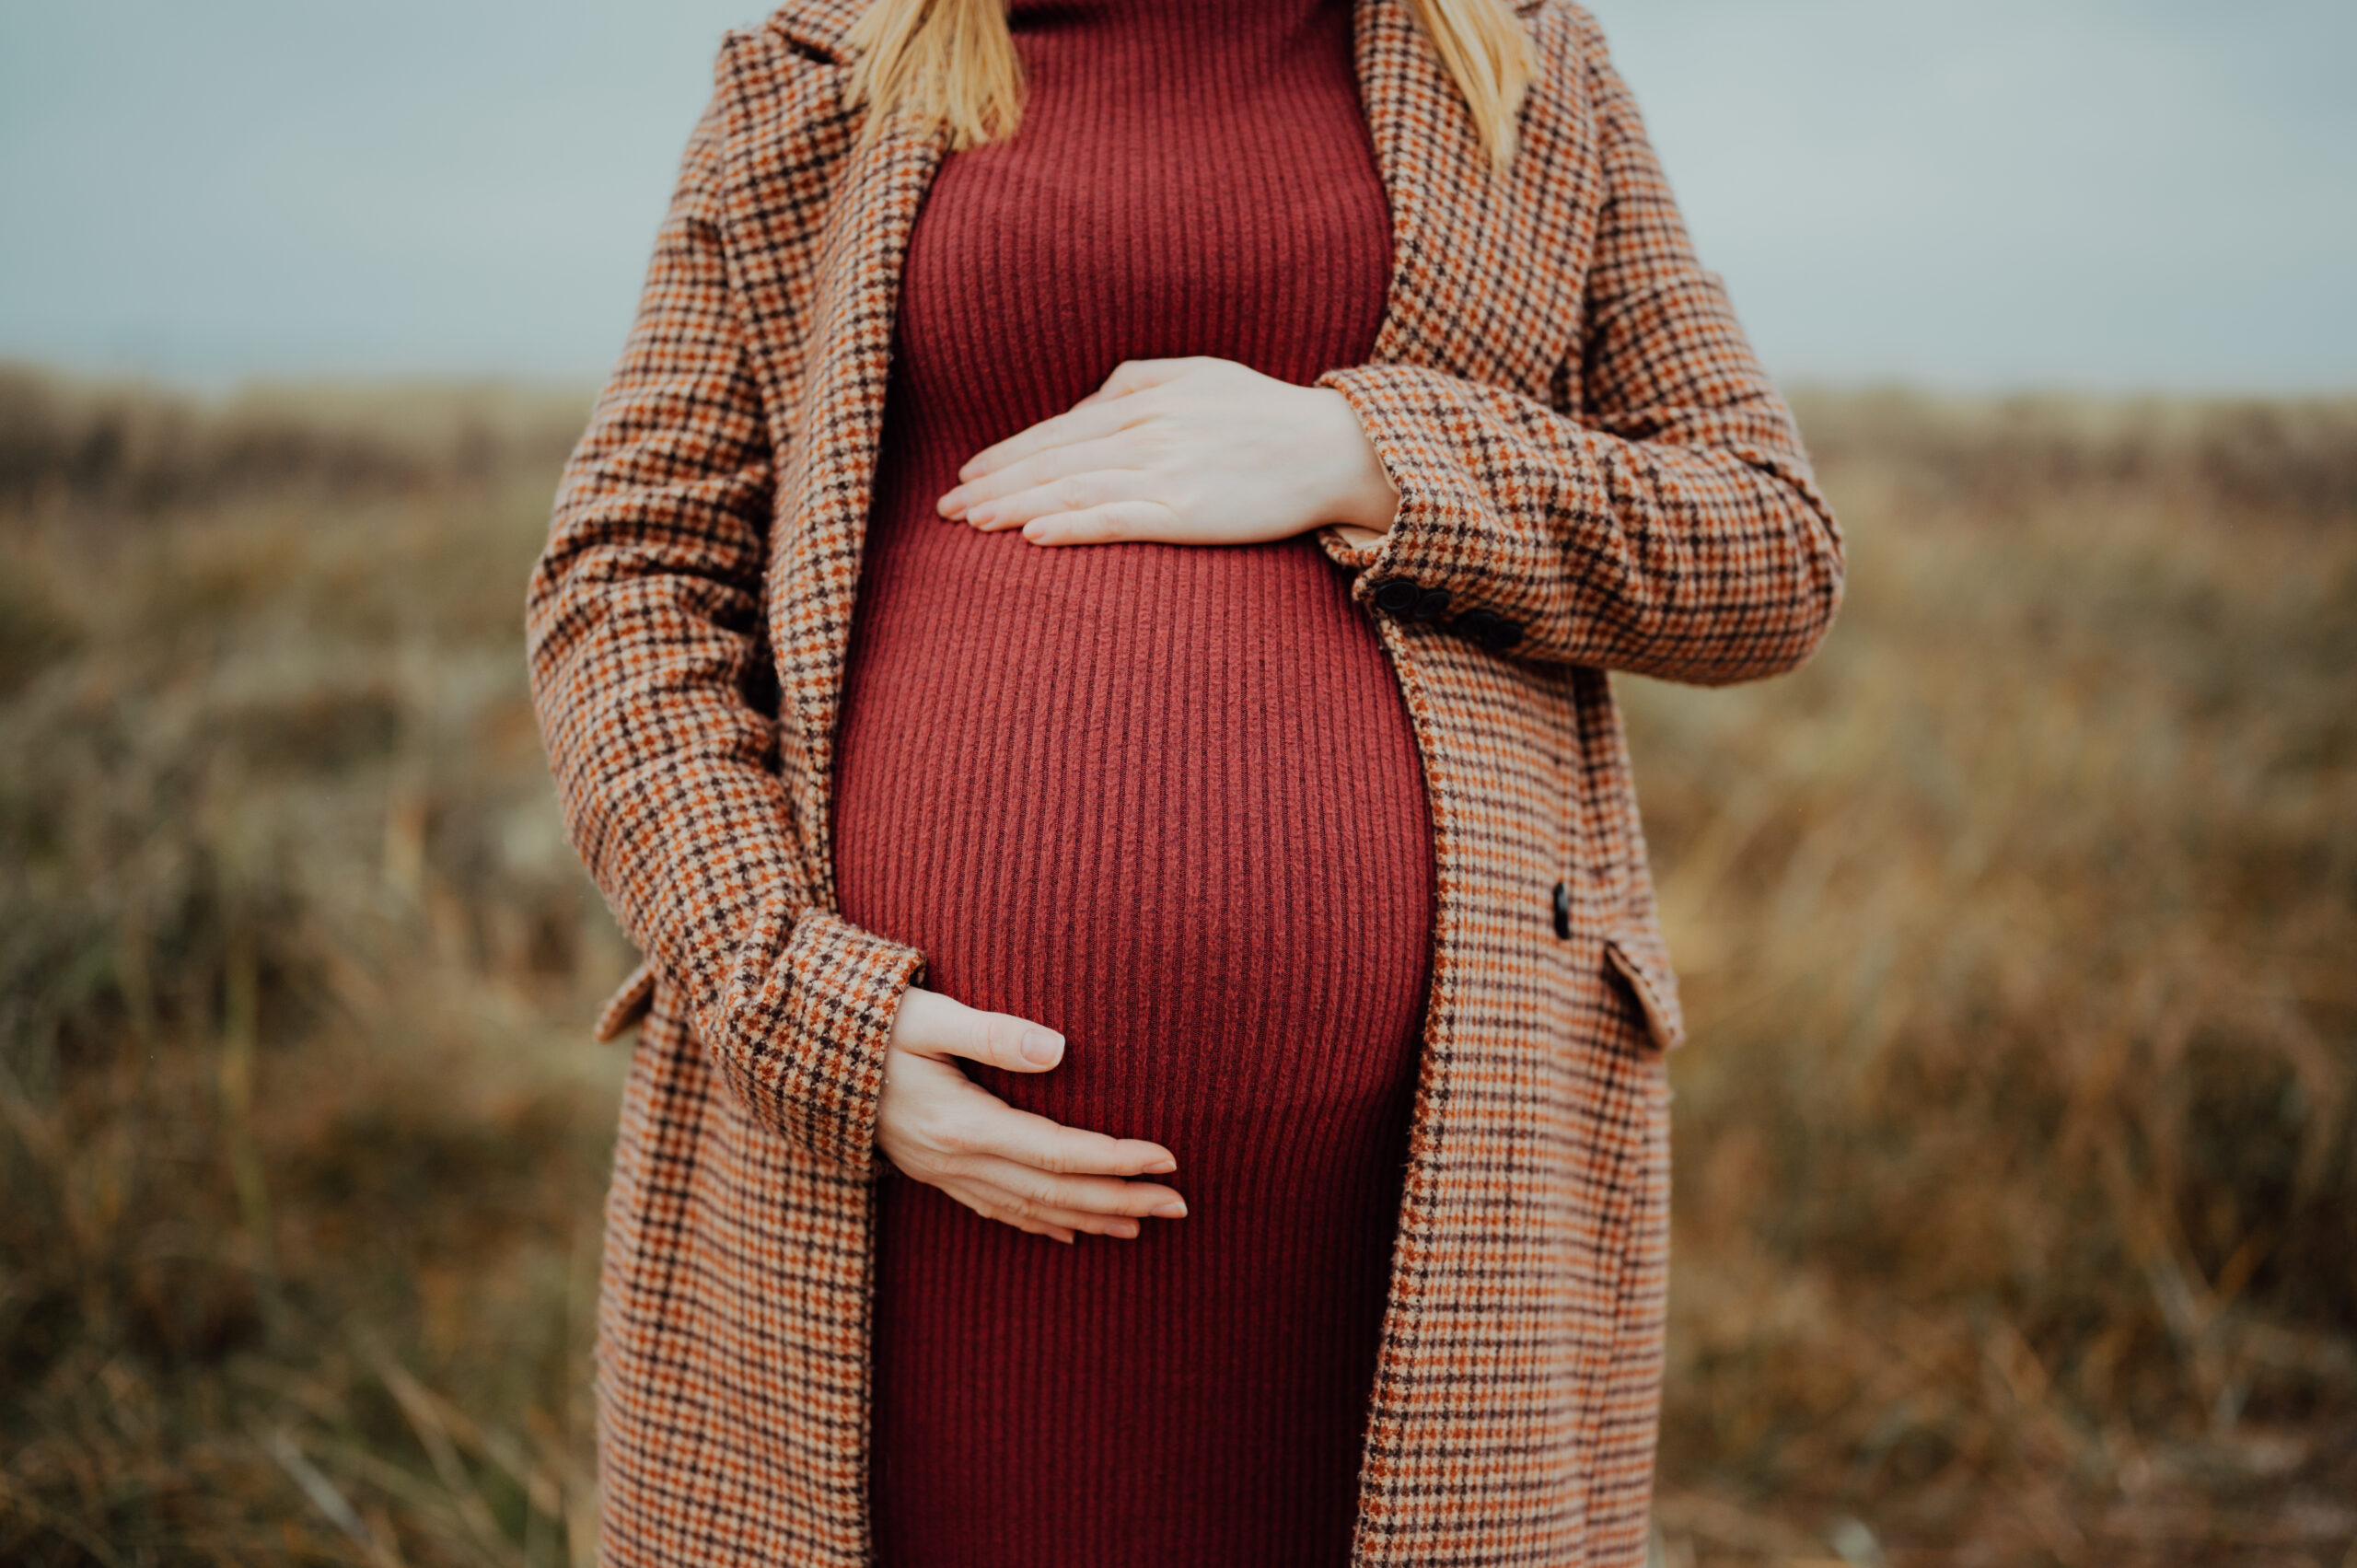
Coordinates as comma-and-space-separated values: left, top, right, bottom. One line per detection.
525, 0, 1845, 1562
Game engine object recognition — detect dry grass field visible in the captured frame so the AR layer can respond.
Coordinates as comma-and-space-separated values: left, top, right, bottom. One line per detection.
2, 364, 2351, 1565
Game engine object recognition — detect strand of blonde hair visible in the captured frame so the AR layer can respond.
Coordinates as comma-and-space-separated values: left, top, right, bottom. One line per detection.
843, 0, 1531, 168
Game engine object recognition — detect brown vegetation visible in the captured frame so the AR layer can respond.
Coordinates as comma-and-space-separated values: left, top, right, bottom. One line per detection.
2, 363, 2351, 1564
1640, 389, 2357, 1565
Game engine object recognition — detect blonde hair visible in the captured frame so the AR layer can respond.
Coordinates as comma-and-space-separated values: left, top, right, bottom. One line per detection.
844, 0, 1532, 168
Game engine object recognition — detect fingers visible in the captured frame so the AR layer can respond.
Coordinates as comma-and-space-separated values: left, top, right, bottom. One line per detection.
885, 991, 1179, 1174
910, 1089, 1178, 1188
952, 400, 1144, 488
941, 433, 1143, 519
966, 479, 1174, 541
951, 357, 1202, 482
937, 1182, 1083, 1245
956, 1154, 1187, 1221
1017, 502, 1175, 546
877, 984, 1193, 1245
1074, 356, 1197, 410
946, 1093, 1179, 1180
890, 986, 1065, 1073
944, 443, 1158, 530
939, 1182, 1153, 1244
883, 1082, 1189, 1242
960, 477, 1178, 545
933, 1158, 1188, 1246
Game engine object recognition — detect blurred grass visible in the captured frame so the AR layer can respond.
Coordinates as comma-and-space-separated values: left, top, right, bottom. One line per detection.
0, 364, 625, 1566
1640, 389, 2357, 1567
1, 361, 2351, 1565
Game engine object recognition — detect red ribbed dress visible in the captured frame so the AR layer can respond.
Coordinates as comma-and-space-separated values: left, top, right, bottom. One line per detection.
830, 0, 1435, 1562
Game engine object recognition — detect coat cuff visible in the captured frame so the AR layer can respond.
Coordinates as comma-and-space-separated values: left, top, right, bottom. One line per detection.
1311, 362, 1543, 656
695, 892, 927, 1172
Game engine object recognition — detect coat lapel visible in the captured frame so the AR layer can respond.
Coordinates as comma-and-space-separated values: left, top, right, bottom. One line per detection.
1355, 0, 1457, 372
757, 107, 948, 905
1354, 0, 1585, 401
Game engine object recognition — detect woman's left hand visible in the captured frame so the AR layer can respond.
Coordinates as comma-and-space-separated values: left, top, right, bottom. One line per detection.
936, 356, 1399, 547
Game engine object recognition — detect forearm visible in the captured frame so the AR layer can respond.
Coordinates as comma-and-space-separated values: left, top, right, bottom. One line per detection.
1315, 356, 1842, 683
525, 73, 925, 1170
1308, 9, 1844, 683
528, 534, 803, 1005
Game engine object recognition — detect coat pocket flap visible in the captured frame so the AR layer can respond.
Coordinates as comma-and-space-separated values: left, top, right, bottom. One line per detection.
1603, 930, 1686, 1051
594, 960, 657, 1042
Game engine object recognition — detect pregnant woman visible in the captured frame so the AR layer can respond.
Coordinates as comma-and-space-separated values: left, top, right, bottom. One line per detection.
526, 0, 1843, 1564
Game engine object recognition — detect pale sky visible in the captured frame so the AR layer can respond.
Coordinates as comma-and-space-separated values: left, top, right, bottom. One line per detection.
2, 0, 2351, 391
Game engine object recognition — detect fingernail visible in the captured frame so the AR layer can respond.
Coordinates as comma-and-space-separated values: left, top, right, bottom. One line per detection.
968, 505, 995, 527
1152, 1200, 1188, 1220
1110, 1221, 1140, 1239
1020, 1028, 1063, 1065
1145, 1157, 1178, 1175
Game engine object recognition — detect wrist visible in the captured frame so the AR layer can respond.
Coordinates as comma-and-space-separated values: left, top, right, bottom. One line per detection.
1308, 387, 1399, 536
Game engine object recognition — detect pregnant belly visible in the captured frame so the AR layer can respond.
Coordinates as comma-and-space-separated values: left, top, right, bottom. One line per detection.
830, 518, 1435, 1145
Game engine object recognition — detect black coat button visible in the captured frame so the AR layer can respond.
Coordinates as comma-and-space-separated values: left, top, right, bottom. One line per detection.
1452, 609, 1524, 654
1551, 880, 1572, 939
1411, 586, 1452, 621
1453, 608, 1494, 637
1371, 576, 1421, 614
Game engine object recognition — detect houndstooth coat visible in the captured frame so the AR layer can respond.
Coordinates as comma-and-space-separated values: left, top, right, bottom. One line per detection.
526, 0, 1844, 1562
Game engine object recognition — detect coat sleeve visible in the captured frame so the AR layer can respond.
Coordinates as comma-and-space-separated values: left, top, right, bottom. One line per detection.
525, 65, 923, 1172
1312, 8, 1844, 686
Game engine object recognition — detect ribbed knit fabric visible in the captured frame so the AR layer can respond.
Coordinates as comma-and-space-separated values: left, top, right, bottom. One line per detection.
830, 1, 1434, 1562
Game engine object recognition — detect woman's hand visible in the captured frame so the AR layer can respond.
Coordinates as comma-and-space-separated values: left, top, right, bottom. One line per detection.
936, 356, 1399, 547
876, 985, 1188, 1244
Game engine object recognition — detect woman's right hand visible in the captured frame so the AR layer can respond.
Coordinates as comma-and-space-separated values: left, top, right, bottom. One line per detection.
876, 986, 1187, 1244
